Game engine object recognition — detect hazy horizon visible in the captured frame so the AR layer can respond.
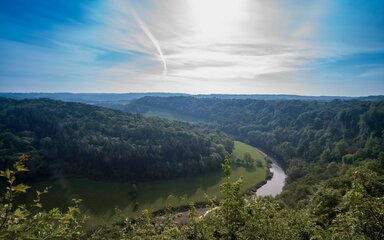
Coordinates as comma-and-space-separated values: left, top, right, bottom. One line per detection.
1, 91, 383, 98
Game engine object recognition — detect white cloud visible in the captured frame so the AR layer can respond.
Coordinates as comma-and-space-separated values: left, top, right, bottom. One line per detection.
2, 0, 383, 95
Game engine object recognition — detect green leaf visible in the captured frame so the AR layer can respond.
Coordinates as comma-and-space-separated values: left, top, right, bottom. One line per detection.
14, 162, 28, 172
72, 199, 83, 204
14, 208, 25, 218
33, 203, 42, 208
13, 184, 30, 193
0, 169, 12, 179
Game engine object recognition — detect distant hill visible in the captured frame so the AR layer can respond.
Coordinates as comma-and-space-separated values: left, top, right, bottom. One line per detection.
196, 94, 384, 101
0, 92, 382, 107
0, 92, 188, 103
126, 96, 384, 168
0, 97, 233, 180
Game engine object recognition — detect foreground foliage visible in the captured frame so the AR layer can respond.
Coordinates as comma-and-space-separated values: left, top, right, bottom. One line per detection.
1, 156, 382, 239
89, 160, 383, 239
0, 154, 86, 239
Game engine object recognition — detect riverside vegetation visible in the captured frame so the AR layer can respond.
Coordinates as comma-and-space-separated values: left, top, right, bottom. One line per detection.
1, 154, 383, 239
15, 140, 267, 226
0, 96, 383, 239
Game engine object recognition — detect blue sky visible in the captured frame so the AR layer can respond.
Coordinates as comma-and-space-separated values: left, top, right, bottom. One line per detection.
0, 0, 383, 96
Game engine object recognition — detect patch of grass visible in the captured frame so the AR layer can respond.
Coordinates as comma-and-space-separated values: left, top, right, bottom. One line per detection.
232, 140, 266, 167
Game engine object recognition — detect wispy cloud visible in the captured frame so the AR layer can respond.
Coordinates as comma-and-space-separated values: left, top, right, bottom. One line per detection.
0, 0, 383, 95
132, 10, 167, 75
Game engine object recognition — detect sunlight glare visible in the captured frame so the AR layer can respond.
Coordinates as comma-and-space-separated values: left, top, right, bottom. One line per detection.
188, 0, 247, 42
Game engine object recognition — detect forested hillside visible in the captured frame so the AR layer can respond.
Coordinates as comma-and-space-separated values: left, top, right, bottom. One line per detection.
127, 97, 384, 165
127, 97, 384, 204
0, 98, 233, 180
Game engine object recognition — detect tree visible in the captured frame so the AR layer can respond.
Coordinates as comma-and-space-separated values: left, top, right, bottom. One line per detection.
219, 157, 245, 239
330, 168, 384, 239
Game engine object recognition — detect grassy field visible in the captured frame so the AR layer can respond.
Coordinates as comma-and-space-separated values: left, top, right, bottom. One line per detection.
20, 141, 267, 225
232, 140, 266, 163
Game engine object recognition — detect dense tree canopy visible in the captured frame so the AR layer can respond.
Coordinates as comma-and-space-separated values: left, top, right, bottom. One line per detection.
127, 97, 384, 205
128, 97, 383, 164
0, 98, 233, 181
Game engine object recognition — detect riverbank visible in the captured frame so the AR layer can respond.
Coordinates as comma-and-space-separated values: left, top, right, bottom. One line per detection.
157, 146, 287, 222
15, 141, 268, 227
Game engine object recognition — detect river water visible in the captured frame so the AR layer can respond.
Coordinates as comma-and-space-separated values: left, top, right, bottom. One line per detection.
256, 160, 286, 197
251, 147, 286, 197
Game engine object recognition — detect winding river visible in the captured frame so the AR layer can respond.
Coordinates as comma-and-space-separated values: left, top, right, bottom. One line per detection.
254, 149, 287, 197
256, 160, 286, 197
10, 143, 286, 226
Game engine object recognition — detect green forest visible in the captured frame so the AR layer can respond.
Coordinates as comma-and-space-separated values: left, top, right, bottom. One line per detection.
128, 97, 384, 167
1, 96, 383, 239
128, 97, 384, 202
0, 98, 233, 180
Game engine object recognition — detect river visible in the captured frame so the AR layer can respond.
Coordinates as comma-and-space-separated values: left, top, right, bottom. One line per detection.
8, 144, 286, 226
253, 148, 287, 197
256, 160, 286, 197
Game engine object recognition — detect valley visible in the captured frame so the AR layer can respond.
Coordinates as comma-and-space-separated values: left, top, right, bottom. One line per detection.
1, 95, 383, 239
17, 141, 275, 226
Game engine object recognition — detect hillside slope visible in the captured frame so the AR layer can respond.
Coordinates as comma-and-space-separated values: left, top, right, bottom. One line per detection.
126, 96, 384, 166
0, 98, 233, 180
126, 96, 384, 205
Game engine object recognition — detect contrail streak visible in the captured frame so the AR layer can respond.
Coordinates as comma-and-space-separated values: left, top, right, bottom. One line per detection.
132, 11, 167, 75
